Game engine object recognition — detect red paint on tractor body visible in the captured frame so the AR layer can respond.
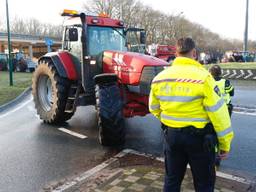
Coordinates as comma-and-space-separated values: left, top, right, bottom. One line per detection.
65, 16, 124, 28
122, 91, 149, 117
102, 50, 168, 85
57, 51, 78, 80
102, 50, 168, 117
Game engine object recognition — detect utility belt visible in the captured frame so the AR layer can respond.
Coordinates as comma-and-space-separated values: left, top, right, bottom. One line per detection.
162, 123, 217, 152
161, 123, 215, 136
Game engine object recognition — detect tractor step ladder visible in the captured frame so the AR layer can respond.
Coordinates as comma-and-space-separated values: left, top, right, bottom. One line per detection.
65, 85, 80, 113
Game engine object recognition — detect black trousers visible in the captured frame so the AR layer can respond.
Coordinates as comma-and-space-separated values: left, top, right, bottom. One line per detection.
227, 103, 233, 117
163, 128, 216, 192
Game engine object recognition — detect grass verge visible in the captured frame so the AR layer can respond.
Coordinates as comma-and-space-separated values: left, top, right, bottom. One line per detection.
0, 71, 32, 106
206, 62, 256, 69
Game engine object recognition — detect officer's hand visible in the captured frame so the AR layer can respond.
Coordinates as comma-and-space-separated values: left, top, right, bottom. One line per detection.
219, 150, 229, 160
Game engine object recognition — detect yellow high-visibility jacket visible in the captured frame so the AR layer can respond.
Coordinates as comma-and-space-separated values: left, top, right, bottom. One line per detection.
215, 79, 234, 104
149, 57, 234, 152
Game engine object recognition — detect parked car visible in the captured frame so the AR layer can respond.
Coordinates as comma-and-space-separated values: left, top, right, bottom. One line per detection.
26, 58, 37, 72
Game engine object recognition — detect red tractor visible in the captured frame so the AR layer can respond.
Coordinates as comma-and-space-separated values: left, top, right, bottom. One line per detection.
148, 44, 176, 62
32, 10, 168, 146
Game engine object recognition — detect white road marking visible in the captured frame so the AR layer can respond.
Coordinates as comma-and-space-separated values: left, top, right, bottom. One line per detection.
236, 70, 244, 79
244, 70, 253, 79
222, 69, 230, 78
58, 128, 88, 139
27, 105, 35, 112
233, 111, 256, 116
0, 97, 33, 119
229, 69, 237, 78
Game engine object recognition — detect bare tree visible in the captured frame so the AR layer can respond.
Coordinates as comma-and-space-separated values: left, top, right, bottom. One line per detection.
83, 0, 117, 17
0, 20, 6, 32
8, 17, 62, 38
10, 16, 27, 34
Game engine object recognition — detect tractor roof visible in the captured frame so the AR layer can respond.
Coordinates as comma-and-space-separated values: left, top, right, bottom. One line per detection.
63, 15, 124, 28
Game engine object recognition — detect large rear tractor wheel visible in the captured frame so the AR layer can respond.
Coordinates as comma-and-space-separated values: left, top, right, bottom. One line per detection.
95, 74, 125, 146
32, 60, 75, 124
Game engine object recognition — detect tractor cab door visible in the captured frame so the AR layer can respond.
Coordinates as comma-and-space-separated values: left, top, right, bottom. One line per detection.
125, 28, 146, 54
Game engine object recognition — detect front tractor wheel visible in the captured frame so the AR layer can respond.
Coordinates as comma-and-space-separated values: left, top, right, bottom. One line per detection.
32, 60, 75, 124
95, 74, 125, 146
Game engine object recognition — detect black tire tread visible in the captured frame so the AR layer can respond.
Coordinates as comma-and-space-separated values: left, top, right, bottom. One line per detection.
32, 60, 75, 124
96, 82, 125, 146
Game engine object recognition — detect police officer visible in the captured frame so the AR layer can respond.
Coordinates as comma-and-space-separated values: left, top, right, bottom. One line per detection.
209, 64, 235, 166
149, 37, 234, 192
209, 65, 234, 116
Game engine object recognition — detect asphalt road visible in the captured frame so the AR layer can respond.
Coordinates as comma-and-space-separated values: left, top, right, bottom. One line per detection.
0, 95, 118, 192
125, 112, 256, 179
0, 82, 255, 191
231, 80, 256, 108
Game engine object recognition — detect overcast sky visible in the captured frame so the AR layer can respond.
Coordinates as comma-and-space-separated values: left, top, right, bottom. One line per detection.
0, 0, 255, 41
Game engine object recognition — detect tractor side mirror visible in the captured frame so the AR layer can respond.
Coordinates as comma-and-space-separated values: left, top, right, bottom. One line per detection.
68, 28, 78, 41
140, 31, 146, 44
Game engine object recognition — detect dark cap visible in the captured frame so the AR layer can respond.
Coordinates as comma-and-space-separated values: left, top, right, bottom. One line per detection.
176, 37, 196, 54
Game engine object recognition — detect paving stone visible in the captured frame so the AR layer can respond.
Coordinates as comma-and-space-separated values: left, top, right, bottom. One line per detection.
130, 171, 145, 178
123, 169, 137, 175
124, 176, 140, 183
110, 179, 122, 186
137, 178, 154, 185
150, 181, 164, 189
144, 186, 161, 192
107, 186, 125, 192
122, 189, 136, 192
182, 179, 190, 185
143, 173, 160, 180
116, 180, 132, 188
94, 189, 104, 192
74, 154, 250, 192
128, 183, 146, 191
220, 188, 235, 192
99, 184, 113, 191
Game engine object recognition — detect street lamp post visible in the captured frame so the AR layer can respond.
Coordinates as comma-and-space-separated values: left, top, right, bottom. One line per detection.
6, 0, 13, 86
243, 0, 249, 52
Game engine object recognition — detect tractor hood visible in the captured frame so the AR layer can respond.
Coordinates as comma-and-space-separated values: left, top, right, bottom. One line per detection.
102, 50, 169, 85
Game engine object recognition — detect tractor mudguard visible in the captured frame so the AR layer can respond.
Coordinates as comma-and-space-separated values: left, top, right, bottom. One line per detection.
38, 51, 81, 80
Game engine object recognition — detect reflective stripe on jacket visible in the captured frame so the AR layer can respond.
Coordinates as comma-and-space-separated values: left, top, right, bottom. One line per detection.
215, 79, 233, 104
149, 57, 234, 152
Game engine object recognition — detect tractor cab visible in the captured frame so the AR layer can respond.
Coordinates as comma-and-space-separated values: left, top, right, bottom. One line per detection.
61, 10, 147, 95
62, 10, 145, 58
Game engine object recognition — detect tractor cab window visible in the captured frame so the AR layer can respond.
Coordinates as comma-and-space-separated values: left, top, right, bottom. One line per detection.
63, 26, 82, 61
87, 26, 126, 56
126, 29, 146, 54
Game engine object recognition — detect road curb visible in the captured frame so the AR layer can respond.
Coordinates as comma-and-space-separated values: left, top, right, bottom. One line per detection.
0, 86, 32, 113
51, 149, 255, 192
51, 152, 126, 192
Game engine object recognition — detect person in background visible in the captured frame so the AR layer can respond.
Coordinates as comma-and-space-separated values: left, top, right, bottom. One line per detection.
209, 65, 234, 116
209, 64, 234, 166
